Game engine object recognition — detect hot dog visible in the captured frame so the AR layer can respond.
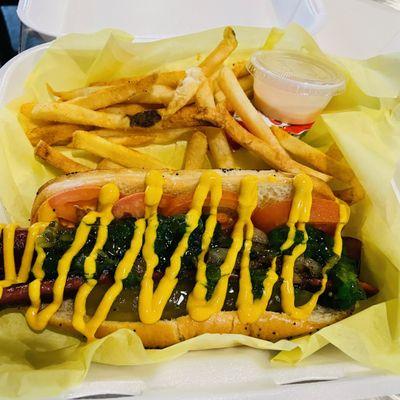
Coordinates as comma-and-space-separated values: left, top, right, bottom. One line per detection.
0, 169, 376, 347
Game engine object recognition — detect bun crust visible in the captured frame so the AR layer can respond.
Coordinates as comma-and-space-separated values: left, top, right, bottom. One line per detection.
49, 300, 350, 348
31, 169, 295, 221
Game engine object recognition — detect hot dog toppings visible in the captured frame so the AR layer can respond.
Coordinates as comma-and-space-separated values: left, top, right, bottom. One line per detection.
0, 171, 370, 341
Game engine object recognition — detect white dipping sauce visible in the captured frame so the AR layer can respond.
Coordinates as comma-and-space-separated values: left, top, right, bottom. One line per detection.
248, 50, 346, 124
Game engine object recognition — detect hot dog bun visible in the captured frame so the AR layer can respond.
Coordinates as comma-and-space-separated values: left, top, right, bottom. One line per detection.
32, 169, 295, 221
49, 300, 350, 348
29, 169, 346, 347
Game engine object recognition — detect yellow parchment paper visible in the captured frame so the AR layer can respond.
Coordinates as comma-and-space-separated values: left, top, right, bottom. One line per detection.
0, 25, 400, 399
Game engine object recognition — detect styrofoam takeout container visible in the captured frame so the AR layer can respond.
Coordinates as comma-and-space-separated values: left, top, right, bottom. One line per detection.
314, 0, 400, 58
17, 0, 326, 41
2, 39, 400, 400
16, 0, 400, 58
2, 1, 400, 398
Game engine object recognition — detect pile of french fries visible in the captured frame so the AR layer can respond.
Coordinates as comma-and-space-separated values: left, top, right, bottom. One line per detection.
20, 27, 363, 204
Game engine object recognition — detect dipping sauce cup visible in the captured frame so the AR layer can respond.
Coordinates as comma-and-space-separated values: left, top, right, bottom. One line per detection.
248, 50, 346, 124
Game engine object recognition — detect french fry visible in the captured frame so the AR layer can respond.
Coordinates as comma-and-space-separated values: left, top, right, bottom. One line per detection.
209, 83, 291, 169
326, 143, 344, 161
334, 178, 365, 204
47, 84, 107, 101
231, 60, 249, 78
164, 67, 205, 116
90, 129, 126, 138
184, 131, 208, 170
309, 177, 335, 200
90, 77, 130, 87
65, 128, 164, 143
325, 143, 365, 203
97, 159, 124, 170
200, 106, 331, 182
72, 130, 167, 169
20, 102, 36, 118
26, 124, 84, 146
214, 90, 226, 105
156, 71, 186, 87
294, 163, 332, 184
199, 27, 238, 77
198, 107, 282, 168
201, 126, 235, 169
31, 103, 130, 129
106, 129, 190, 147
210, 76, 221, 94
156, 105, 202, 128
91, 127, 189, 136
99, 103, 146, 115
19, 113, 47, 135
35, 140, 90, 173
195, 79, 215, 109
237, 75, 253, 93
68, 74, 157, 110
334, 188, 354, 204
271, 126, 355, 183
91, 71, 186, 88
214, 74, 253, 104
218, 67, 288, 161
19, 30, 350, 205
129, 84, 174, 105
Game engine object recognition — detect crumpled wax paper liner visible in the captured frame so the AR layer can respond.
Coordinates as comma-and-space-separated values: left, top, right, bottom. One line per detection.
0, 24, 399, 399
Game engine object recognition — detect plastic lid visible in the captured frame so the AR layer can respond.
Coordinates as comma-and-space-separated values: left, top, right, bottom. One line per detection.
248, 50, 346, 96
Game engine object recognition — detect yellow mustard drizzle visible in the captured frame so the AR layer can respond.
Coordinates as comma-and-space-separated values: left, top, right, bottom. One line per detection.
333, 199, 350, 256
280, 175, 350, 320
279, 174, 313, 319
0, 223, 47, 298
0, 170, 350, 339
237, 255, 279, 324
187, 176, 259, 322
294, 199, 350, 316
71, 183, 120, 336
236, 178, 279, 324
186, 174, 222, 320
138, 170, 164, 324
140, 171, 224, 324
76, 219, 146, 341
26, 183, 119, 331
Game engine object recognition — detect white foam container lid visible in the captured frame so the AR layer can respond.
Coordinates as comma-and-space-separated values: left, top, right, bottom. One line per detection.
17, 0, 326, 39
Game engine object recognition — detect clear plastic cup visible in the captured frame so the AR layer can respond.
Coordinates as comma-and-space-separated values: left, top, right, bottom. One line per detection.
248, 50, 346, 124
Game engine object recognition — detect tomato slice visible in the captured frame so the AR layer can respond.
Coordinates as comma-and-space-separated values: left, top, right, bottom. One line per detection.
112, 193, 145, 219
162, 190, 238, 216
252, 198, 339, 233
112, 190, 238, 229
39, 186, 101, 223
39, 184, 339, 234
112, 193, 173, 219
